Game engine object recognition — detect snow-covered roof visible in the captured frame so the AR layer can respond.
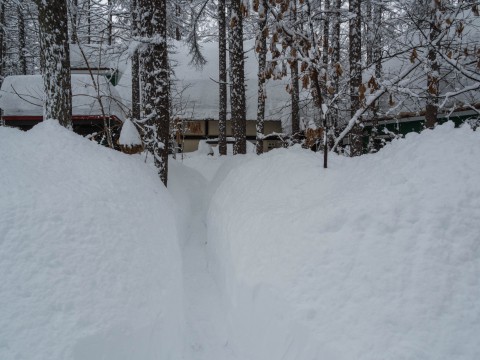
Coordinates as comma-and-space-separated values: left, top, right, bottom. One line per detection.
0, 75, 127, 121
116, 40, 299, 129
69, 44, 123, 70
171, 40, 292, 122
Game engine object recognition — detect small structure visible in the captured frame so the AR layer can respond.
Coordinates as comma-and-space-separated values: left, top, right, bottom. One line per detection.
173, 119, 283, 153
116, 40, 289, 153
0, 74, 125, 134
118, 118, 143, 154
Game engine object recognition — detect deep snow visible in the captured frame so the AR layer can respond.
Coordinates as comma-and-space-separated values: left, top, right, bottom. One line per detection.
1, 121, 479, 360
206, 122, 480, 360
0, 121, 184, 360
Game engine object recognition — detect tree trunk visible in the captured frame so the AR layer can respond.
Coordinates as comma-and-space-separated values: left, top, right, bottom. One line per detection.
230, 0, 246, 155
322, 0, 330, 168
18, 6, 27, 75
366, 0, 373, 66
349, 0, 363, 156
139, 0, 170, 186
87, 0, 91, 44
71, 0, 79, 44
256, 0, 267, 155
175, 5, 182, 40
322, 0, 330, 90
0, 2, 4, 115
218, 0, 227, 155
425, 1, 441, 129
35, 0, 72, 128
331, 0, 341, 131
131, 0, 140, 121
372, 1, 383, 123
290, 0, 300, 141
108, 0, 113, 45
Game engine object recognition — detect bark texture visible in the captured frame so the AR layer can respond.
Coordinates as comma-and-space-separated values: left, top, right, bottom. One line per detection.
331, 0, 341, 130
425, 1, 441, 129
349, 0, 363, 156
18, 6, 27, 75
256, 0, 267, 155
218, 0, 227, 155
230, 0, 246, 155
290, 0, 300, 141
70, 0, 79, 44
131, 0, 140, 121
35, 0, 72, 128
139, 0, 170, 186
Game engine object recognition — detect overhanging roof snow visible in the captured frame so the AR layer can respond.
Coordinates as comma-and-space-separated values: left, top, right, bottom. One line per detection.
0, 74, 126, 121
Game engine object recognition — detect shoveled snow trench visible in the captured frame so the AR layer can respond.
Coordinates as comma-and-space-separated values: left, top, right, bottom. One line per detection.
2, 122, 479, 360
170, 160, 239, 360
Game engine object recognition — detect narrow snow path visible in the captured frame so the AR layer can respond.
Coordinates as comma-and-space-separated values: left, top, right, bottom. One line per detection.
170, 159, 238, 360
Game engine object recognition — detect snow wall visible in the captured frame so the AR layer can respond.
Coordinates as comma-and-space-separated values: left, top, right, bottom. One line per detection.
207, 122, 480, 360
0, 121, 184, 360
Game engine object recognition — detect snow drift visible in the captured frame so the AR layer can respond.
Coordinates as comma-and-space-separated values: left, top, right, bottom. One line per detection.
0, 121, 184, 360
207, 122, 480, 360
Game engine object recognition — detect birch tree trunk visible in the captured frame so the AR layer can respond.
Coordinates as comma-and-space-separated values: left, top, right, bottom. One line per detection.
230, 0, 246, 155
218, 0, 227, 155
35, 0, 72, 128
139, 0, 170, 186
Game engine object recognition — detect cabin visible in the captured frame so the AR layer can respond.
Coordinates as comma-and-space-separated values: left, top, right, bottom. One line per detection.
115, 40, 290, 153
173, 119, 284, 153
0, 74, 125, 137
0, 44, 126, 138
1, 41, 291, 153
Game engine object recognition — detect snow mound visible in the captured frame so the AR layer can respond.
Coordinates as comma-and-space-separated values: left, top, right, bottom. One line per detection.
118, 118, 142, 146
0, 121, 184, 360
207, 122, 480, 360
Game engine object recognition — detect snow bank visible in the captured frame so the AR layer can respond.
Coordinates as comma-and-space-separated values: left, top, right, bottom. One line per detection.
207, 122, 480, 360
0, 121, 184, 360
